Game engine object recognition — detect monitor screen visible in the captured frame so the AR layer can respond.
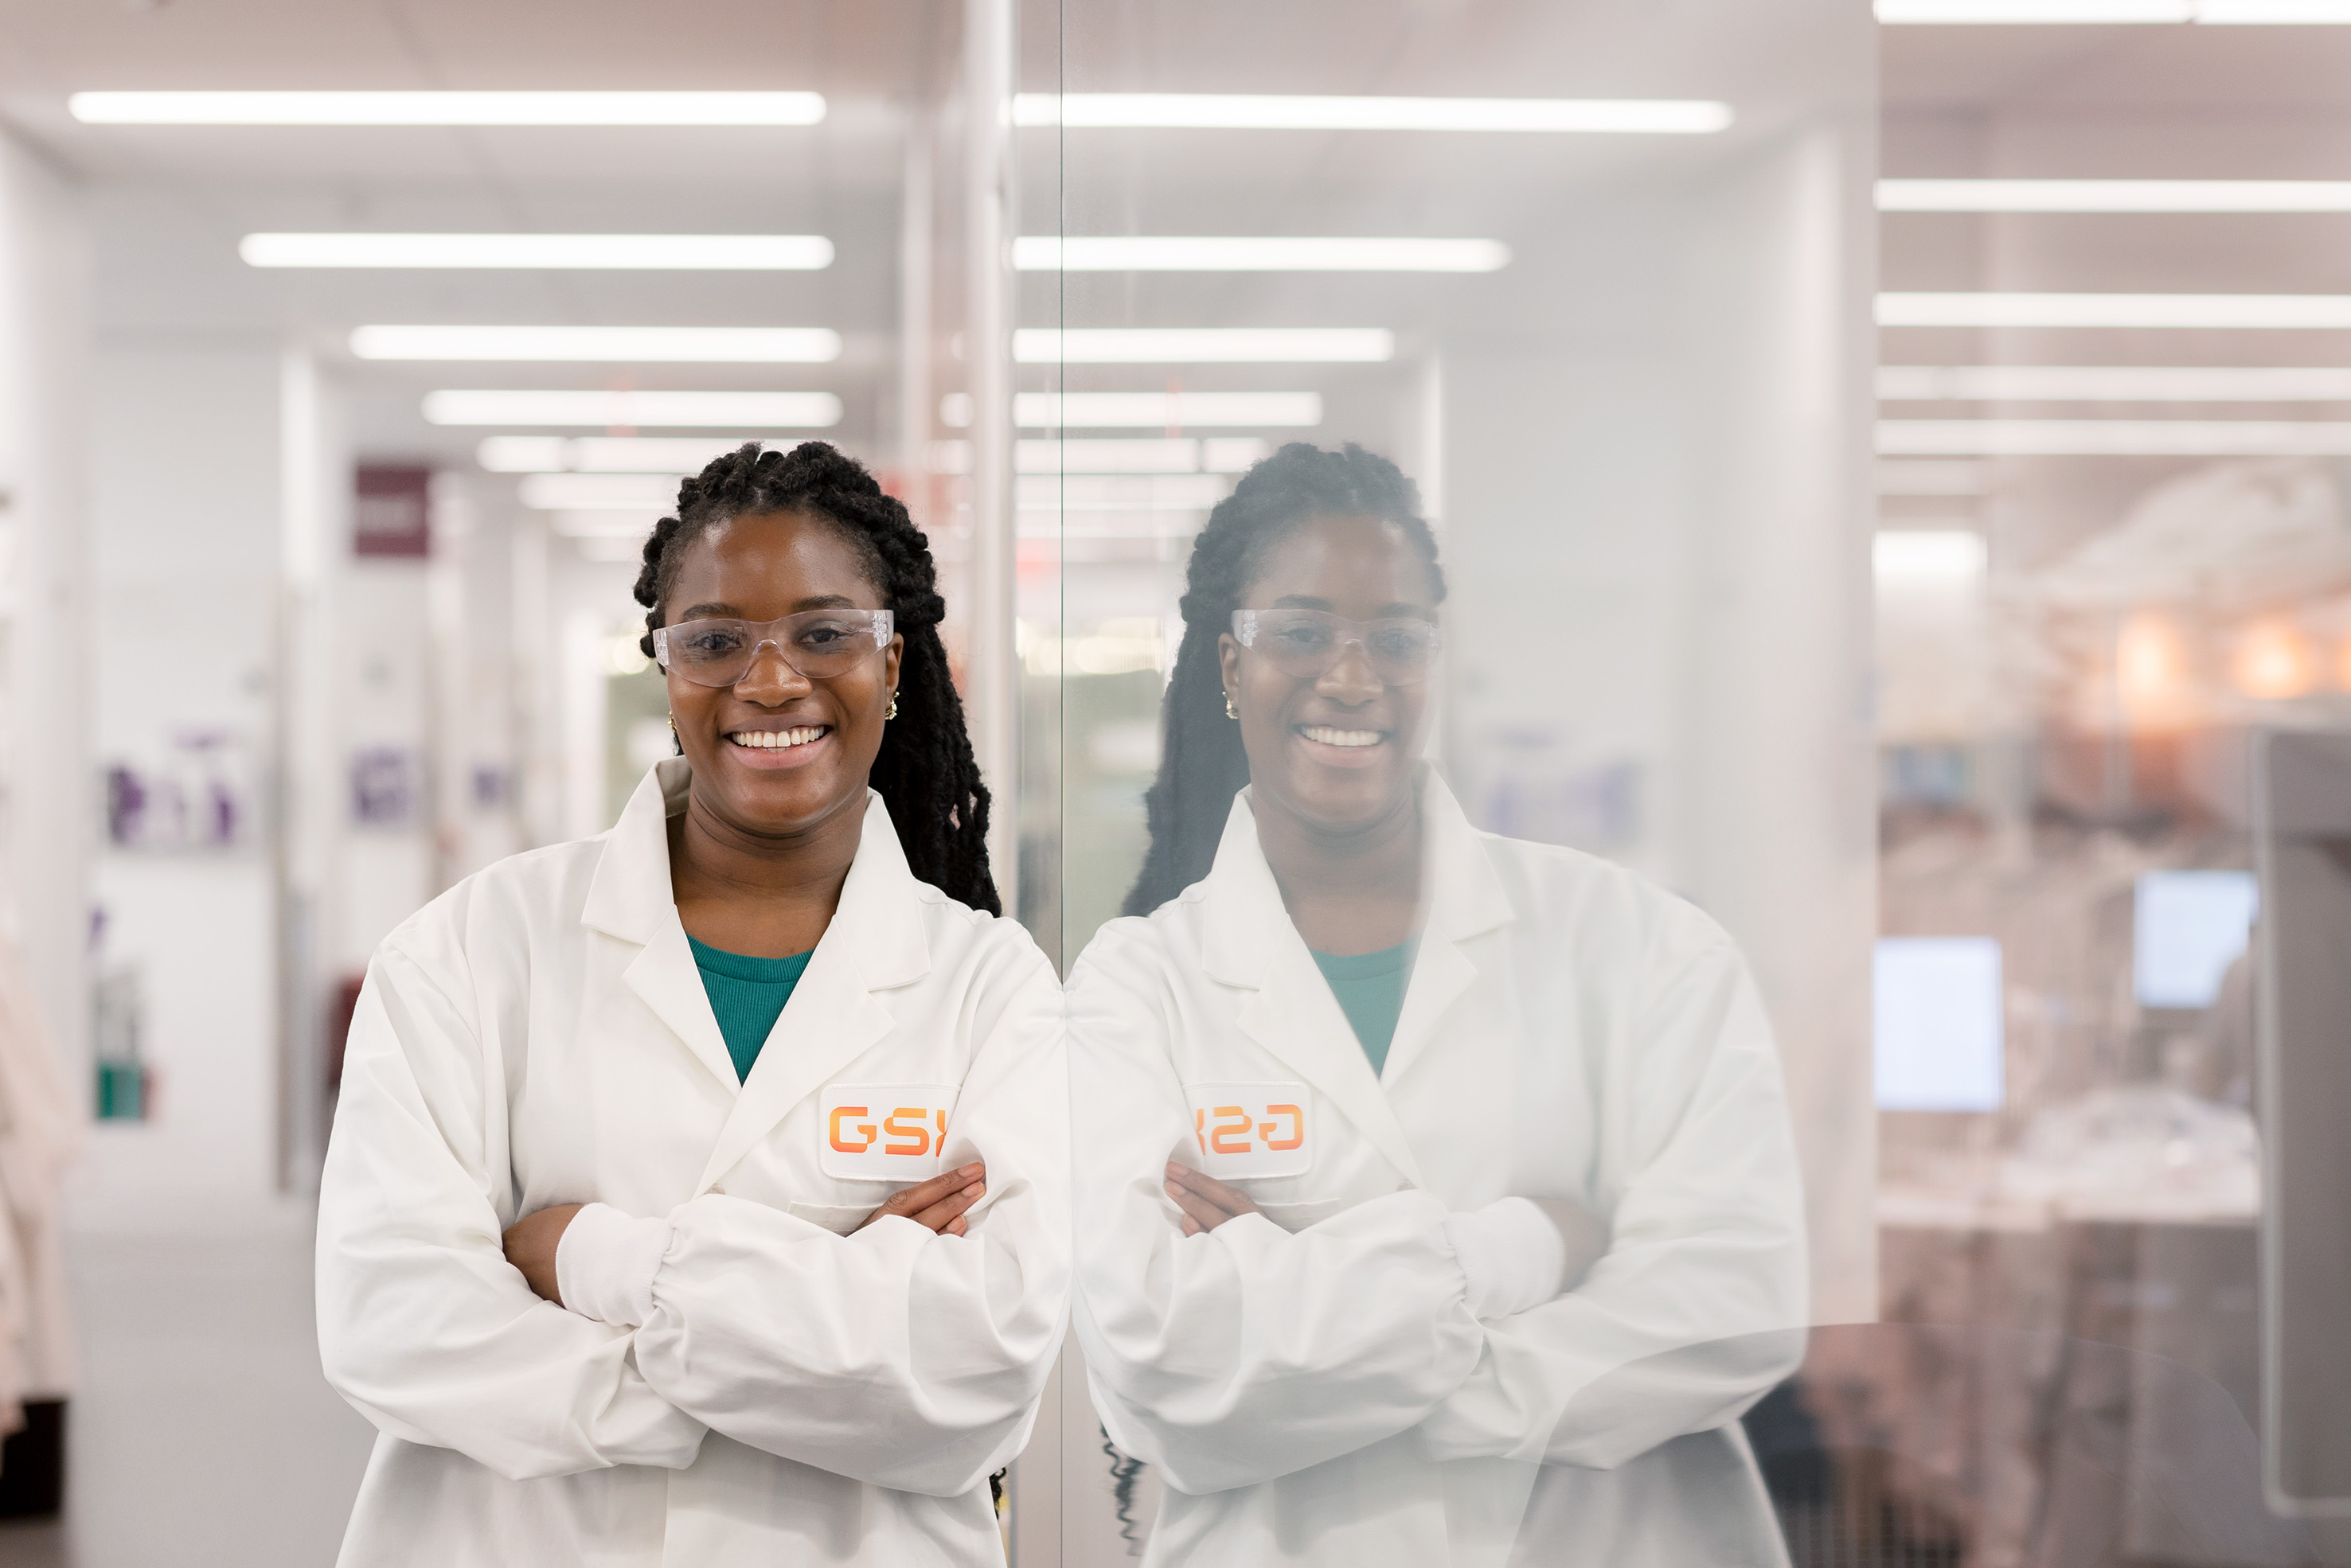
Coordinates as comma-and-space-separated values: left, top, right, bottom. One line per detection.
1874, 936, 2004, 1113
2134, 869, 2258, 1010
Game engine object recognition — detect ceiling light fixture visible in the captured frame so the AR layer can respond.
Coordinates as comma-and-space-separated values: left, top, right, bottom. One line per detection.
1879, 179, 2351, 212
1011, 93, 1731, 134
424, 391, 841, 427
357, 326, 842, 362
1877, 0, 2351, 18
244, 232, 833, 270
1012, 328, 1393, 364
2201, 0, 2351, 18
1881, 365, 2351, 400
1879, 293, 2351, 329
68, 91, 826, 125
1010, 391, 1323, 427
478, 435, 767, 472
1874, 530, 1990, 583
1012, 236, 1509, 272
1875, 1, 2191, 19
1879, 419, 2351, 454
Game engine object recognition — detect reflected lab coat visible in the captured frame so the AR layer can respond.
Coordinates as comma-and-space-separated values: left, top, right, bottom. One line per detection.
1067, 774, 1808, 1566
317, 759, 1069, 1568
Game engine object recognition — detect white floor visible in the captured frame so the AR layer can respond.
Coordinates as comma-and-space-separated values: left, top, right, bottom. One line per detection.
0, 1201, 375, 1568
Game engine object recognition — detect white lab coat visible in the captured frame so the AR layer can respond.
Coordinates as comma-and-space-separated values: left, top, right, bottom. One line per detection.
1067, 773, 1807, 1566
318, 759, 1069, 1568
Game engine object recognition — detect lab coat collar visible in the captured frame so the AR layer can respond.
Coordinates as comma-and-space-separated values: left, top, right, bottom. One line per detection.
582, 760, 935, 1192
1193, 768, 1515, 1189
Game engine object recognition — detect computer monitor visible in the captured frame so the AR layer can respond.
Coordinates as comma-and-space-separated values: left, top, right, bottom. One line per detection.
2134, 868, 2258, 1011
1873, 935, 2004, 1114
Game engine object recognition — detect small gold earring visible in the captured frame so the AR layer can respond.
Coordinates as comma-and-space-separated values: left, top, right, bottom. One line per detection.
1224, 691, 1239, 720
885, 691, 900, 720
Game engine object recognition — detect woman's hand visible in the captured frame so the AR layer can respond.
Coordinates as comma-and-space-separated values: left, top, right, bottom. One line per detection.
502, 1203, 584, 1305
1165, 1163, 1263, 1235
853, 1163, 986, 1237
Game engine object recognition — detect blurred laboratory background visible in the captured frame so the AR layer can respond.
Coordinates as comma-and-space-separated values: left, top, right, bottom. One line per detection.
0, 0, 2333, 1562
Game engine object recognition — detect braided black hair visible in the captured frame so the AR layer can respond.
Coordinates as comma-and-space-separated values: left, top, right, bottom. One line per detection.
1120, 442, 1445, 918
635, 440, 1000, 915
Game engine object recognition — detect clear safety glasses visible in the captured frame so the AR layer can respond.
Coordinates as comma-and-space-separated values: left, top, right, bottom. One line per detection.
651, 609, 894, 688
1231, 608, 1442, 685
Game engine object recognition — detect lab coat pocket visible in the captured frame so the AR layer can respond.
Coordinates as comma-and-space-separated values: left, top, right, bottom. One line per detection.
818, 1082, 960, 1181
1183, 1080, 1313, 1180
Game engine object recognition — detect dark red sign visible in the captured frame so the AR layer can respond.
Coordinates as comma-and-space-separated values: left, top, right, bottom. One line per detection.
354, 465, 432, 557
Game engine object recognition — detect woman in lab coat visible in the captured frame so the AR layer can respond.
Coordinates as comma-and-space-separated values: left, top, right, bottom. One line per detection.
317, 442, 1068, 1568
1068, 443, 1808, 1566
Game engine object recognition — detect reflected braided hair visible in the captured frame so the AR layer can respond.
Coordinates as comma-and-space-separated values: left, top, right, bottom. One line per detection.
634, 441, 999, 915
1120, 442, 1444, 918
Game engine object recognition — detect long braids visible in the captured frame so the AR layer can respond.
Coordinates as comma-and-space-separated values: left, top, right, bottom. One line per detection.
1121, 442, 1445, 918
635, 441, 1001, 915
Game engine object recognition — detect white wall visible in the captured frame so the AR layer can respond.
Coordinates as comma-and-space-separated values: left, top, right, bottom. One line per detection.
0, 134, 88, 1100
84, 343, 283, 1210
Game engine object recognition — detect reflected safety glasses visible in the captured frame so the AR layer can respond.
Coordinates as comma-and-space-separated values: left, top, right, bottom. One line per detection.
1231, 608, 1441, 685
651, 610, 894, 688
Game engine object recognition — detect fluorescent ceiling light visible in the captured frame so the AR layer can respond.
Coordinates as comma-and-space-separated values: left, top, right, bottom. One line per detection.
519, 473, 683, 510
1017, 474, 1234, 510
1874, 530, 1990, 583
478, 435, 767, 472
243, 232, 832, 270
1881, 365, 2351, 400
1880, 179, 2351, 212
1012, 93, 1731, 134
424, 391, 840, 427
1877, 0, 2351, 18
2201, 0, 2351, 18
1879, 419, 2351, 454
68, 91, 825, 125
1878, 293, 2351, 329
356, 326, 841, 362
965, 392, 1323, 428
1013, 236, 1509, 272
1877, 1, 2190, 18
1016, 438, 1271, 475
1013, 328, 1393, 364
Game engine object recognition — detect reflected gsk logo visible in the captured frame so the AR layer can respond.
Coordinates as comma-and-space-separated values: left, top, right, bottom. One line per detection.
1194, 1102, 1304, 1156
830, 1104, 950, 1157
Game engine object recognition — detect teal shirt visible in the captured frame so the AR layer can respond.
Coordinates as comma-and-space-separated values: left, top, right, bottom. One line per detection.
1310, 939, 1420, 1078
688, 936, 814, 1082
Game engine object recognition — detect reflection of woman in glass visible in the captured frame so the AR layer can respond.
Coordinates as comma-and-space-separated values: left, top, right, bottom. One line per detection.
318, 444, 1067, 1566
1068, 443, 1807, 1565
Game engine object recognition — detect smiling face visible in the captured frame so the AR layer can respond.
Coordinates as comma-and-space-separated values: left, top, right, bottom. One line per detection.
1218, 512, 1439, 837
660, 508, 902, 841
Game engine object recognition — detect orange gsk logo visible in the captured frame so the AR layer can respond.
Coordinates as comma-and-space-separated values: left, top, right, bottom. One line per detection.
1194, 1102, 1304, 1156
830, 1104, 949, 1157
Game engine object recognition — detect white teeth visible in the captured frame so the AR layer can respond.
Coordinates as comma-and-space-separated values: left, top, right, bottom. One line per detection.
1299, 726, 1381, 748
728, 727, 826, 750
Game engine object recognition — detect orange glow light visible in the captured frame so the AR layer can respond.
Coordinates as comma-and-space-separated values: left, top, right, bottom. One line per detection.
2232, 619, 2317, 701
2116, 612, 2188, 714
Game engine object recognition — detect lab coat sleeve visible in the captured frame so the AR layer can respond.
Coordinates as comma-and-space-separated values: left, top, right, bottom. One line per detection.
1068, 930, 1487, 1496
1410, 928, 1809, 1469
629, 947, 1071, 1498
317, 942, 709, 1480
